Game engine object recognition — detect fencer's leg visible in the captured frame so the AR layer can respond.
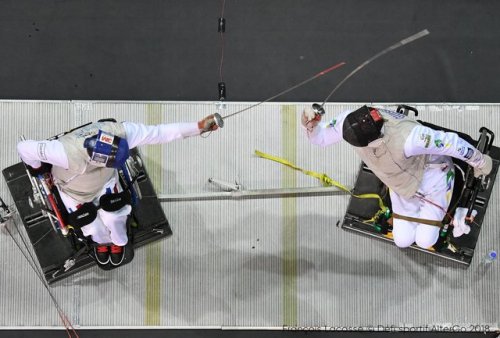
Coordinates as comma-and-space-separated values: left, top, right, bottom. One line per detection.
96, 172, 131, 246
392, 219, 417, 248
415, 158, 454, 249
81, 217, 113, 265
80, 217, 113, 244
390, 190, 420, 248
57, 186, 112, 244
97, 205, 132, 246
414, 224, 440, 249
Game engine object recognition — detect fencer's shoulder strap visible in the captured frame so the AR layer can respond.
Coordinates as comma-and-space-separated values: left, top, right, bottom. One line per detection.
48, 119, 118, 141
47, 123, 93, 141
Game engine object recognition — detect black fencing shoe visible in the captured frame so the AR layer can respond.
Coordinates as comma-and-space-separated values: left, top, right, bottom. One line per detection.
110, 245, 125, 266
95, 245, 110, 265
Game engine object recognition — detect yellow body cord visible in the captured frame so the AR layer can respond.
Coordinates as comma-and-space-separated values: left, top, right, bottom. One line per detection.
254, 150, 389, 223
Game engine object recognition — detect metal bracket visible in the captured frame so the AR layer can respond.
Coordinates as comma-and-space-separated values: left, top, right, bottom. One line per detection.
208, 177, 241, 191
63, 259, 76, 272
158, 186, 349, 202
0, 197, 14, 233
158, 176, 349, 202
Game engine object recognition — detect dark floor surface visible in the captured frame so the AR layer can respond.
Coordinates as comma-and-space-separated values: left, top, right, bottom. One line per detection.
1, 0, 499, 102
0, 1, 499, 337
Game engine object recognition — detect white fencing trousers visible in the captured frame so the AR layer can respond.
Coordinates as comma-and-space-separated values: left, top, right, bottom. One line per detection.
57, 173, 132, 246
390, 157, 455, 249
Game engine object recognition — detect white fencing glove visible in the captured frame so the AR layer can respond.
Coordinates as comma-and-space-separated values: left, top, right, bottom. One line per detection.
473, 154, 493, 178
452, 207, 476, 237
301, 107, 321, 132
198, 114, 219, 133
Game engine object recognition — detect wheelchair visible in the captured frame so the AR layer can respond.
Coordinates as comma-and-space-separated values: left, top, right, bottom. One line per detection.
341, 105, 499, 267
2, 121, 172, 284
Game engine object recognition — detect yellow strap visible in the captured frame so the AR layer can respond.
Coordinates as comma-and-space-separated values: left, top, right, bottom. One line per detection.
254, 150, 388, 222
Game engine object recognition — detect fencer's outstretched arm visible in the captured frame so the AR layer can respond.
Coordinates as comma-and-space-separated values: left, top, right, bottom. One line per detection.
17, 121, 202, 169
18, 117, 218, 170
122, 115, 219, 149
122, 122, 201, 149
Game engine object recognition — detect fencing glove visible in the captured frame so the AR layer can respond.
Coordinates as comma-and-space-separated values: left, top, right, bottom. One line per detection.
452, 207, 476, 237
301, 107, 321, 132
198, 114, 219, 133
473, 154, 493, 178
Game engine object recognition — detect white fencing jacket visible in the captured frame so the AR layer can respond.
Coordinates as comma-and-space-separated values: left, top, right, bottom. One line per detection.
305, 109, 487, 198
17, 121, 200, 202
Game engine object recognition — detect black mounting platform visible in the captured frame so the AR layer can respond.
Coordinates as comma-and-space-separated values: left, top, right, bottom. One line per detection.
341, 126, 499, 267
